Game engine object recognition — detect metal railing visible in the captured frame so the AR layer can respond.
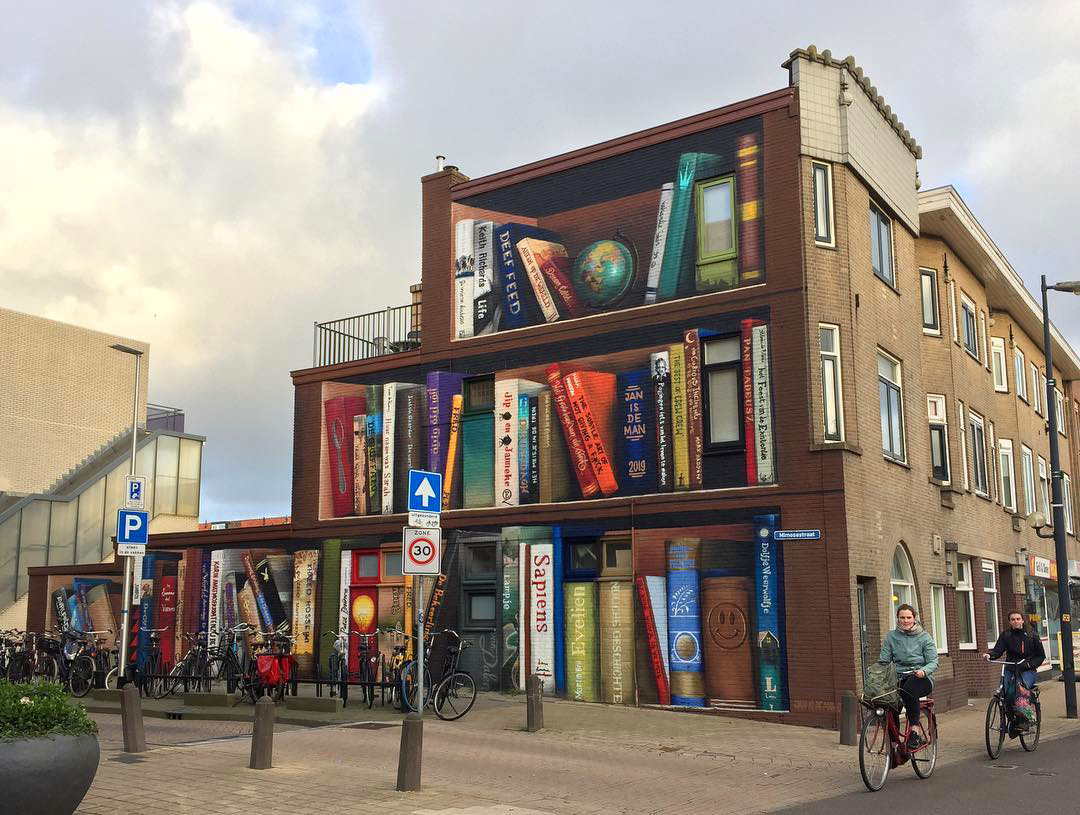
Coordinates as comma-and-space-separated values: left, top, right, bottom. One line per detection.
313, 303, 421, 367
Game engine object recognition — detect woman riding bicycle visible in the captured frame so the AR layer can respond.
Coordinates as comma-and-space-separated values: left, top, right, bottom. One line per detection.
983, 611, 1044, 729
879, 604, 938, 748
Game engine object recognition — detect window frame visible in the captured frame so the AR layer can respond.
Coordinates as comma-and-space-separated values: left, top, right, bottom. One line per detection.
878, 350, 906, 463
701, 334, 744, 450
948, 280, 958, 343
991, 337, 1008, 392
869, 203, 895, 287
920, 269, 940, 334
460, 539, 498, 632
998, 438, 1016, 513
820, 324, 844, 442
1021, 445, 1036, 516
960, 293, 979, 360
982, 560, 1000, 647
694, 174, 737, 266
1031, 363, 1042, 415
956, 558, 978, 650
958, 400, 970, 490
930, 584, 949, 654
1014, 347, 1028, 401
1039, 456, 1051, 522
890, 546, 918, 623
927, 394, 950, 484
812, 161, 835, 247
969, 410, 989, 497
1056, 390, 1067, 436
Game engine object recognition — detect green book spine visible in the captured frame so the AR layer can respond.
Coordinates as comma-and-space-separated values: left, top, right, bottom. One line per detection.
463, 412, 495, 508
564, 582, 600, 702
316, 539, 341, 677
657, 152, 725, 301
538, 390, 571, 503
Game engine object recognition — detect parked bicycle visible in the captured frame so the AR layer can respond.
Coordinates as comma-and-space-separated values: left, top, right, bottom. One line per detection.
251, 632, 297, 702
323, 628, 382, 707
858, 668, 938, 791
159, 631, 211, 697
985, 659, 1041, 758
401, 628, 477, 721
206, 624, 259, 703
62, 629, 112, 698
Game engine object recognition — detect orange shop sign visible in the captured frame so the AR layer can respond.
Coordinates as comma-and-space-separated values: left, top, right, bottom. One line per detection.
1028, 555, 1057, 581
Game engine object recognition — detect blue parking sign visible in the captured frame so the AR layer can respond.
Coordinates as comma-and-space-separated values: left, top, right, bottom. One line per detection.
117, 509, 149, 545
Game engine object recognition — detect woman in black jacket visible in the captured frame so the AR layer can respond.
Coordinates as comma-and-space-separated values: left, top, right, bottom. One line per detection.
983, 611, 1045, 724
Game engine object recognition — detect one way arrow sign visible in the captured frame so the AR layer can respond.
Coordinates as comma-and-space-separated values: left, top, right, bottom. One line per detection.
408, 469, 442, 514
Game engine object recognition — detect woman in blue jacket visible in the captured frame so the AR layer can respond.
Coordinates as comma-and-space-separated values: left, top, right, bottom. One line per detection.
879, 604, 938, 747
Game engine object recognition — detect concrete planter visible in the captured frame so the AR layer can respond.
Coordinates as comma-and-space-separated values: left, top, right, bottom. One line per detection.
0, 733, 99, 815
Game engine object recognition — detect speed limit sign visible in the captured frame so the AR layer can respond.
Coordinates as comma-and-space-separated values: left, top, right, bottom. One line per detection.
402, 527, 442, 575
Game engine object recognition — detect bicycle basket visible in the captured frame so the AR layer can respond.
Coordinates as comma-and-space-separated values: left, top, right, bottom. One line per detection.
256, 654, 282, 685
862, 662, 900, 707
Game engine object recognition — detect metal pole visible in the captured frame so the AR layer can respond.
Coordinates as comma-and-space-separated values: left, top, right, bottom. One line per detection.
118, 352, 140, 686
417, 577, 424, 718
1042, 275, 1076, 718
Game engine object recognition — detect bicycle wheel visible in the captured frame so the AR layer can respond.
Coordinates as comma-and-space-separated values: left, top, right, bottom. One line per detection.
6, 654, 31, 683
1020, 696, 1041, 752
104, 667, 119, 691
142, 654, 162, 699
360, 657, 376, 709
911, 712, 937, 778
400, 660, 432, 712
160, 657, 191, 698
69, 655, 96, 698
859, 711, 891, 792
36, 655, 61, 685
985, 696, 1006, 759
434, 672, 477, 721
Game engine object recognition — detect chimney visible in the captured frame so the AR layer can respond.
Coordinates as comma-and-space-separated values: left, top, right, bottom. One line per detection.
436, 155, 445, 172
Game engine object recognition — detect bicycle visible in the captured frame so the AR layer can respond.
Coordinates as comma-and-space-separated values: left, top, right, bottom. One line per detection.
401, 628, 478, 721
858, 669, 938, 791
251, 632, 297, 702
158, 632, 211, 698
139, 627, 170, 698
206, 624, 259, 703
62, 629, 111, 698
323, 628, 382, 707
985, 659, 1041, 758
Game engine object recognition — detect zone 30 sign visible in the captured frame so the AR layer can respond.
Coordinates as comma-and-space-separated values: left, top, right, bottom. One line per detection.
402, 527, 442, 575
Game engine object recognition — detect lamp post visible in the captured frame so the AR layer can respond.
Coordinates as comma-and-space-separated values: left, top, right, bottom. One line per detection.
1040, 276, 1080, 718
110, 342, 143, 686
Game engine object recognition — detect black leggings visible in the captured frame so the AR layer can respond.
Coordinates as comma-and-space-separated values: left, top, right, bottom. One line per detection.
898, 675, 933, 725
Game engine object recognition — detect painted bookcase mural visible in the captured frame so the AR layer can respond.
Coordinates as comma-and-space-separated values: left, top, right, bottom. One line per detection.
449, 118, 764, 340
317, 319, 776, 519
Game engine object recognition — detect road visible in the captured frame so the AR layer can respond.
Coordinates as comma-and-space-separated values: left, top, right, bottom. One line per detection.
779, 731, 1080, 815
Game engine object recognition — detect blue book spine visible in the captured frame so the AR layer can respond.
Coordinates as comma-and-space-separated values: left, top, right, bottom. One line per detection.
753, 514, 785, 711
657, 153, 725, 301
518, 394, 531, 503
198, 554, 210, 636
666, 539, 705, 706
66, 595, 84, 634
137, 555, 158, 668
494, 223, 558, 330
528, 396, 540, 501
616, 370, 658, 495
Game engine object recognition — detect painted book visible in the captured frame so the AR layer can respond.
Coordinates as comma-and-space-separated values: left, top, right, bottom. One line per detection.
644, 182, 675, 304
324, 395, 365, 517
235, 573, 262, 633
65, 593, 84, 635
517, 237, 585, 320
656, 152, 724, 301
157, 575, 178, 667
353, 414, 367, 516
291, 550, 319, 676
753, 514, 784, 710
683, 329, 704, 490
599, 579, 635, 705
396, 385, 425, 513
666, 538, 705, 706
316, 539, 341, 676
564, 582, 600, 703
365, 413, 381, 515
634, 575, 670, 705
494, 379, 544, 506
563, 370, 618, 496
381, 383, 413, 514
500, 535, 521, 692
442, 394, 464, 508
668, 343, 690, 491
538, 390, 571, 503
616, 370, 657, 495
650, 351, 674, 492
740, 319, 756, 484
462, 411, 495, 508
338, 550, 351, 641
426, 372, 465, 479
516, 236, 561, 323
256, 554, 289, 633
199, 553, 211, 638
526, 541, 557, 694
454, 218, 476, 339
80, 580, 120, 653
545, 364, 600, 499
52, 588, 71, 633
701, 576, 756, 706
494, 223, 558, 330
174, 557, 186, 659
528, 396, 540, 501
241, 552, 273, 632
206, 550, 223, 648
736, 132, 763, 283
518, 393, 532, 504
266, 555, 293, 615
751, 322, 775, 484
473, 220, 497, 334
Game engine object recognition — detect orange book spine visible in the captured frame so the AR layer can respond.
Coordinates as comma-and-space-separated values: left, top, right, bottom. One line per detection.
545, 364, 600, 498
563, 371, 618, 496
442, 394, 464, 508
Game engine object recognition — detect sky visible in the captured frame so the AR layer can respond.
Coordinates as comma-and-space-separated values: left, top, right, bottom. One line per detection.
2, 1, 1078, 522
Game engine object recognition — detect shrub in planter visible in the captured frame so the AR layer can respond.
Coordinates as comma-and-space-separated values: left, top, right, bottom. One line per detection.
0, 681, 100, 815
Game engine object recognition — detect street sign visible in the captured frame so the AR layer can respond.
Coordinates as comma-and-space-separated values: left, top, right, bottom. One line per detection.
117, 509, 149, 546
124, 476, 147, 510
773, 529, 821, 541
402, 528, 441, 575
408, 510, 440, 529
408, 469, 442, 514
117, 542, 146, 557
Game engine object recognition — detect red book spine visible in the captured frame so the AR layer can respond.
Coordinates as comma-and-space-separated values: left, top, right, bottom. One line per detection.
539, 254, 584, 319
157, 576, 177, 666
736, 132, 763, 282
563, 371, 619, 496
635, 576, 670, 706
683, 329, 704, 490
740, 319, 757, 484
545, 364, 600, 498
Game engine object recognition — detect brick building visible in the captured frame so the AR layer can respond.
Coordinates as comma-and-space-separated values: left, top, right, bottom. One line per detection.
25, 45, 1080, 728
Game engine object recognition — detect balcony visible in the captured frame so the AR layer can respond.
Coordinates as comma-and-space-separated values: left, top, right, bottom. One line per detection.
312, 302, 421, 367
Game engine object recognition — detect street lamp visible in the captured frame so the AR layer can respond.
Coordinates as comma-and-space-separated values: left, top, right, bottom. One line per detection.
109, 342, 143, 686
1037, 277, 1080, 718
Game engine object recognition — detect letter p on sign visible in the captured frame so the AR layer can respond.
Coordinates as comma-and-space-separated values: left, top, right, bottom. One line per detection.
117, 509, 149, 545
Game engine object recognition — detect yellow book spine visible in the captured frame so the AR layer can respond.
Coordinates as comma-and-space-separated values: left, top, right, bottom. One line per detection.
669, 344, 690, 490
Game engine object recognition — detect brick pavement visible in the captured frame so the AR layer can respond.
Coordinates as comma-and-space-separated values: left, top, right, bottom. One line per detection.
78, 683, 1080, 815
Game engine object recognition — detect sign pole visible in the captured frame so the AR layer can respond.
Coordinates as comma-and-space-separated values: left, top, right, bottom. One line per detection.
118, 351, 140, 686
417, 576, 424, 718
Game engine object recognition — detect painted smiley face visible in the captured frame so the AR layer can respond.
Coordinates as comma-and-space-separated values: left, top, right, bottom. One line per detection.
707, 602, 748, 650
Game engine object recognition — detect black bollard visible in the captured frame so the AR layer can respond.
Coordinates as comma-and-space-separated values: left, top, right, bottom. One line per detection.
839, 691, 860, 746
396, 712, 423, 791
120, 682, 146, 753
249, 694, 275, 769
526, 674, 544, 732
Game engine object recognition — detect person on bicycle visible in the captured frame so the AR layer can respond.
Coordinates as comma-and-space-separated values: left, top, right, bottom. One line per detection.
983, 611, 1044, 729
879, 604, 938, 748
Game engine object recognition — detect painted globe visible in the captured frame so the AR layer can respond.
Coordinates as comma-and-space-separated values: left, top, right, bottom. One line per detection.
571, 239, 634, 309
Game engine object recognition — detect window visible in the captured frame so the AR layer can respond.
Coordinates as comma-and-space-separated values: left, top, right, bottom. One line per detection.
948, 280, 958, 342
463, 543, 496, 579
869, 204, 894, 286
567, 539, 601, 576
930, 584, 948, 653
998, 439, 1016, 512
1031, 364, 1042, 415
355, 552, 379, 579
958, 401, 970, 490
812, 162, 834, 245
1057, 390, 1067, 435
969, 410, 988, 496
927, 395, 950, 483
461, 540, 498, 630
1014, 347, 1027, 401
382, 550, 403, 578
982, 560, 1000, 646
890, 546, 917, 621
956, 559, 977, 649
992, 338, 1008, 390
703, 336, 741, 446
695, 175, 737, 285
878, 352, 905, 462
981, 312, 990, 370
1065, 473, 1074, 534
920, 269, 939, 333
960, 294, 978, 358
601, 537, 632, 577
988, 421, 998, 503
1039, 456, 1051, 521
820, 325, 844, 441
1021, 445, 1036, 516
465, 590, 497, 627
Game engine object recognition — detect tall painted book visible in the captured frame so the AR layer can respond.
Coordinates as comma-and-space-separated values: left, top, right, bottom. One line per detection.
352, 414, 367, 516
655, 152, 724, 301
701, 575, 756, 706
740, 319, 775, 485
545, 364, 600, 499
736, 132, 764, 283
528, 397, 540, 501
472, 220, 498, 334
493, 223, 558, 330
634, 575, 670, 705
454, 218, 476, 339
525, 539, 557, 694
256, 553, 290, 633
426, 372, 465, 482
442, 394, 463, 508
516, 237, 585, 320
324, 395, 365, 517
494, 379, 544, 506
381, 383, 414, 514
537, 390, 571, 503
615, 370, 657, 495
643, 182, 675, 304
365, 413, 381, 514
291, 550, 319, 676
650, 351, 674, 492
666, 538, 705, 706
564, 582, 600, 702
668, 343, 690, 491
752, 514, 784, 710
563, 370, 619, 497
316, 539, 341, 676
599, 579, 635, 704
518, 393, 532, 504
463, 411, 495, 508
157, 574, 178, 667
397, 385, 425, 512
683, 329, 704, 490
499, 534, 521, 692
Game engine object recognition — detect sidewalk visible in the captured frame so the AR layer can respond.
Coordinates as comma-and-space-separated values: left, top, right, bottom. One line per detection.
77, 684, 1080, 815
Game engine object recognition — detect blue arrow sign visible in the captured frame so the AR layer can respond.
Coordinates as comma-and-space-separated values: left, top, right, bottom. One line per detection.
408, 470, 442, 514
117, 509, 149, 545
773, 529, 821, 541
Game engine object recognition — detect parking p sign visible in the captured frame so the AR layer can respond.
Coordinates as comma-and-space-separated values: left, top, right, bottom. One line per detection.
116, 509, 149, 556
402, 528, 441, 575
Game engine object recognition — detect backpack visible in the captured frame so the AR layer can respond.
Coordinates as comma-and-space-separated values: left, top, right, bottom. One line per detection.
863, 661, 901, 708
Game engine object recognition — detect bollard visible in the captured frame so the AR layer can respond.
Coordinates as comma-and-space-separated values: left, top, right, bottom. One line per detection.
120, 682, 146, 753
249, 694, 275, 769
839, 691, 860, 746
395, 712, 423, 791
526, 674, 544, 732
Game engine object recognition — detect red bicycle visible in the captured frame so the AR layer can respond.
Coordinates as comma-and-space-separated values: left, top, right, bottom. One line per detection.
251, 633, 297, 702
858, 670, 938, 791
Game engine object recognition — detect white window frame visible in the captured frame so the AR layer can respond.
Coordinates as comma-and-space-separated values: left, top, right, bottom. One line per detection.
890, 546, 918, 623
1056, 390, 1067, 435
870, 204, 894, 287
819, 323, 844, 442
998, 438, 1016, 513
991, 337, 1008, 392
960, 294, 979, 360
969, 410, 989, 497
812, 161, 835, 247
1039, 456, 1051, 522
982, 560, 1000, 647
948, 280, 958, 343
1031, 363, 1042, 415
989, 421, 998, 503
878, 350, 906, 463
956, 558, 978, 650
927, 394, 950, 484
981, 311, 991, 370
920, 269, 940, 335
930, 584, 949, 654
1021, 445, 1036, 516
958, 400, 970, 490
1015, 347, 1028, 401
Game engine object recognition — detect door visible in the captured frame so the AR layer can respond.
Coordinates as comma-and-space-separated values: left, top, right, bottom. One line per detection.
857, 583, 870, 685
348, 587, 377, 675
